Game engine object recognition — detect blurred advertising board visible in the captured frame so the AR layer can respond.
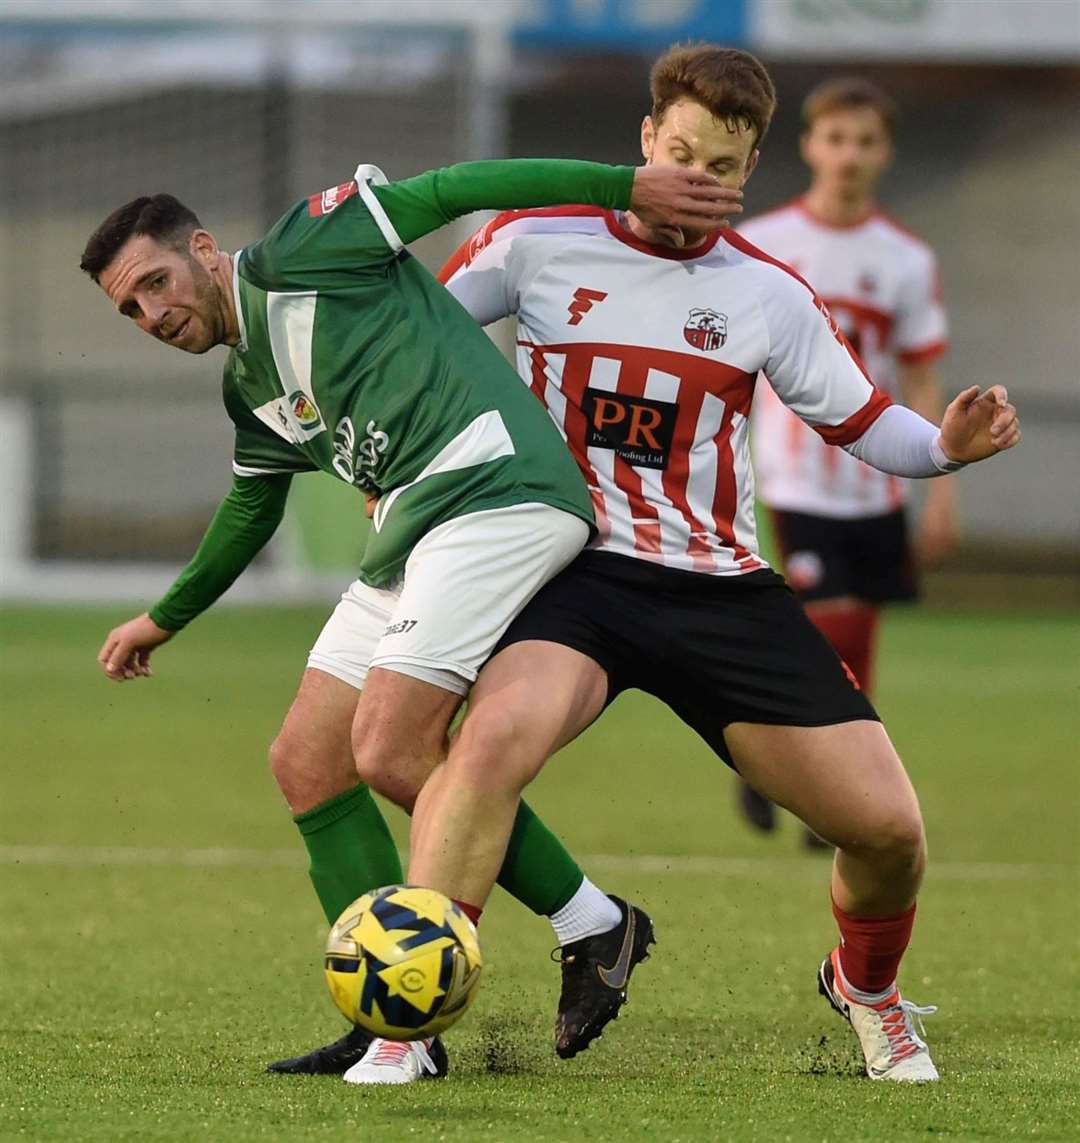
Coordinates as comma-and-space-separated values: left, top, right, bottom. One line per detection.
749, 0, 1080, 62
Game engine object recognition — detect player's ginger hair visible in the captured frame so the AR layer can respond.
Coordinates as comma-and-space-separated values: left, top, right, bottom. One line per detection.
801, 76, 899, 139
650, 43, 777, 147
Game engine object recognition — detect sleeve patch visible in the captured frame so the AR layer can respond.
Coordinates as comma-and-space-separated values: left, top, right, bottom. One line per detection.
307, 181, 359, 217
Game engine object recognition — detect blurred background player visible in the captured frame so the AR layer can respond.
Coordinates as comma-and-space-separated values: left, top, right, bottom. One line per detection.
739, 78, 955, 846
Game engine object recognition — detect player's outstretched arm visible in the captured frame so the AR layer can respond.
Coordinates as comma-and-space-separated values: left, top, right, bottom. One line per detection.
373, 160, 741, 246
96, 473, 292, 683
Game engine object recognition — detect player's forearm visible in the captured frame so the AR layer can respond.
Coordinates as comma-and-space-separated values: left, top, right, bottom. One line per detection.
149, 473, 292, 632
372, 160, 635, 245
842, 404, 964, 477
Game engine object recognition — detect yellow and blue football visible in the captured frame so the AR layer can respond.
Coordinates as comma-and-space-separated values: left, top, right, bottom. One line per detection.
325, 885, 482, 1041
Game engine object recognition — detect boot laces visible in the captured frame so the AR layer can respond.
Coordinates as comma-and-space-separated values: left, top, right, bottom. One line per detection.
881, 999, 937, 1063
369, 1037, 437, 1075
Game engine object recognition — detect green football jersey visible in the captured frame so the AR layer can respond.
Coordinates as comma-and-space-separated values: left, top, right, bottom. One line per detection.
223, 162, 618, 586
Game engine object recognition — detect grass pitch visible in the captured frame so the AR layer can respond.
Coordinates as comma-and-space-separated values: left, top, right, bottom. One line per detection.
2, 604, 1078, 1141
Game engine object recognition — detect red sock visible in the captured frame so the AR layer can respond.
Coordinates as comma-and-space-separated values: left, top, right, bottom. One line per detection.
452, 898, 482, 926
832, 898, 916, 996
808, 603, 879, 695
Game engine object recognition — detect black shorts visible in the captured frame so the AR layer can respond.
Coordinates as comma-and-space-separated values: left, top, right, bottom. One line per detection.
494, 551, 878, 768
770, 508, 918, 606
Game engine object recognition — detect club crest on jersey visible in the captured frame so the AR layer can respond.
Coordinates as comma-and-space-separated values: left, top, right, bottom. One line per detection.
289, 390, 322, 429
684, 308, 727, 352
308, 180, 358, 217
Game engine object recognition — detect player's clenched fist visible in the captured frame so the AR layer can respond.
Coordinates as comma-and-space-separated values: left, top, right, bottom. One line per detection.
97, 612, 174, 682
938, 385, 1021, 465
630, 166, 743, 233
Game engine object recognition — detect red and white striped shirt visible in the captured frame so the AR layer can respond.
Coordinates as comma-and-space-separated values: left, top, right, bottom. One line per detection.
440, 207, 891, 575
740, 199, 948, 518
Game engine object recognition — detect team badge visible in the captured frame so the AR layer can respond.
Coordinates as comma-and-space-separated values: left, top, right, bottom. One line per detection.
290, 390, 321, 428
785, 549, 824, 592
683, 308, 727, 351
307, 180, 358, 217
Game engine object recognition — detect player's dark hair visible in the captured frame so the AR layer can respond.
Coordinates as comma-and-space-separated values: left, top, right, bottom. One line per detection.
802, 77, 899, 139
79, 194, 202, 281
650, 43, 777, 147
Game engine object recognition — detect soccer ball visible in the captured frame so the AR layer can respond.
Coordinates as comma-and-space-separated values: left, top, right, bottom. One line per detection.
325, 885, 482, 1041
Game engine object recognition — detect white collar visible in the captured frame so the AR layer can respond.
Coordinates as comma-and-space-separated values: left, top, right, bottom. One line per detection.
230, 250, 248, 352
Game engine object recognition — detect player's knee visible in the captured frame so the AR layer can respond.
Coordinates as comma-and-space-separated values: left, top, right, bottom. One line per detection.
352, 741, 425, 811
449, 706, 543, 793
268, 730, 298, 790
268, 731, 320, 814
851, 805, 926, 878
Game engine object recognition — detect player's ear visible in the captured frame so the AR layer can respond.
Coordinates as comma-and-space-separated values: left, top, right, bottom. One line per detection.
189, 229, 219, 266
640, 115, 655, 163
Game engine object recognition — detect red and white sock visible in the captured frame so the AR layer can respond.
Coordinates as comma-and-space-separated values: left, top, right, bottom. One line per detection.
452, 899, 483, 926
832, 898, 916, 1004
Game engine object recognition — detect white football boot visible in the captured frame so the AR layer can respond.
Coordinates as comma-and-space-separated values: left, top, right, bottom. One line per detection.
819, 948, 940, 1082
342, 1036, 447, 1085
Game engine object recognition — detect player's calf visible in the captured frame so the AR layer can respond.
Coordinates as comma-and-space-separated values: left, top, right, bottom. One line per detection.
833, 806, 926, 916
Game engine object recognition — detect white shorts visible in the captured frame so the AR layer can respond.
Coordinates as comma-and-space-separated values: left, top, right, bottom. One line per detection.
306, 502, 589, 696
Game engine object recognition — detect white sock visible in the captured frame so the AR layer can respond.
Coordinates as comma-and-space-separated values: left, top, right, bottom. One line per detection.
549, 877, 622, 945
837, 957, 896, 1006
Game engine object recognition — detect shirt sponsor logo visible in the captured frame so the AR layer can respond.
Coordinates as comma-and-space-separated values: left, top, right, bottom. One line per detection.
684, 308, 727, 352
331, 415, 389, 492
583, 388, 677, 471
307, 180, 359, 217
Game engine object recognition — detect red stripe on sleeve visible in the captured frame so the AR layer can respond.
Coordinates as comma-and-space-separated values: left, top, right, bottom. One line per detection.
814, 388, 893, 446
897, 340, 948, 365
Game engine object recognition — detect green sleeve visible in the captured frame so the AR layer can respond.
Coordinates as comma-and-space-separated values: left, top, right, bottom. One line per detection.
242, 159, 635, 290
148, 473, 292, 632
371, 159, 636, 246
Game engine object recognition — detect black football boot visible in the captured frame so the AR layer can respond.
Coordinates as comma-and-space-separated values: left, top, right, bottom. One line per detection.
267, 1026, 373, 1075
553, 895, 655, 1059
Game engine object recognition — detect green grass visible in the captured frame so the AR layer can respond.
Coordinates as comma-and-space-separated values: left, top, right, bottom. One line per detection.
2, 605, 1078, 1141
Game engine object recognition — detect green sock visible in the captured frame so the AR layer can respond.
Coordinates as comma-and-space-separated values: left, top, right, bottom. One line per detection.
496, 801, 585, 916
294, 783, 404, 925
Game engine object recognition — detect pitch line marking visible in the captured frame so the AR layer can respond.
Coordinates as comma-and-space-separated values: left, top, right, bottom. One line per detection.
0, 846, 1073, 882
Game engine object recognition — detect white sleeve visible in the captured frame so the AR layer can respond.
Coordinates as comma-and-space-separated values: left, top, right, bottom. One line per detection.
758, 268, 892, 446
438, 221, 518, 326
842, 403, 964, 476
894, 247, 948, 361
